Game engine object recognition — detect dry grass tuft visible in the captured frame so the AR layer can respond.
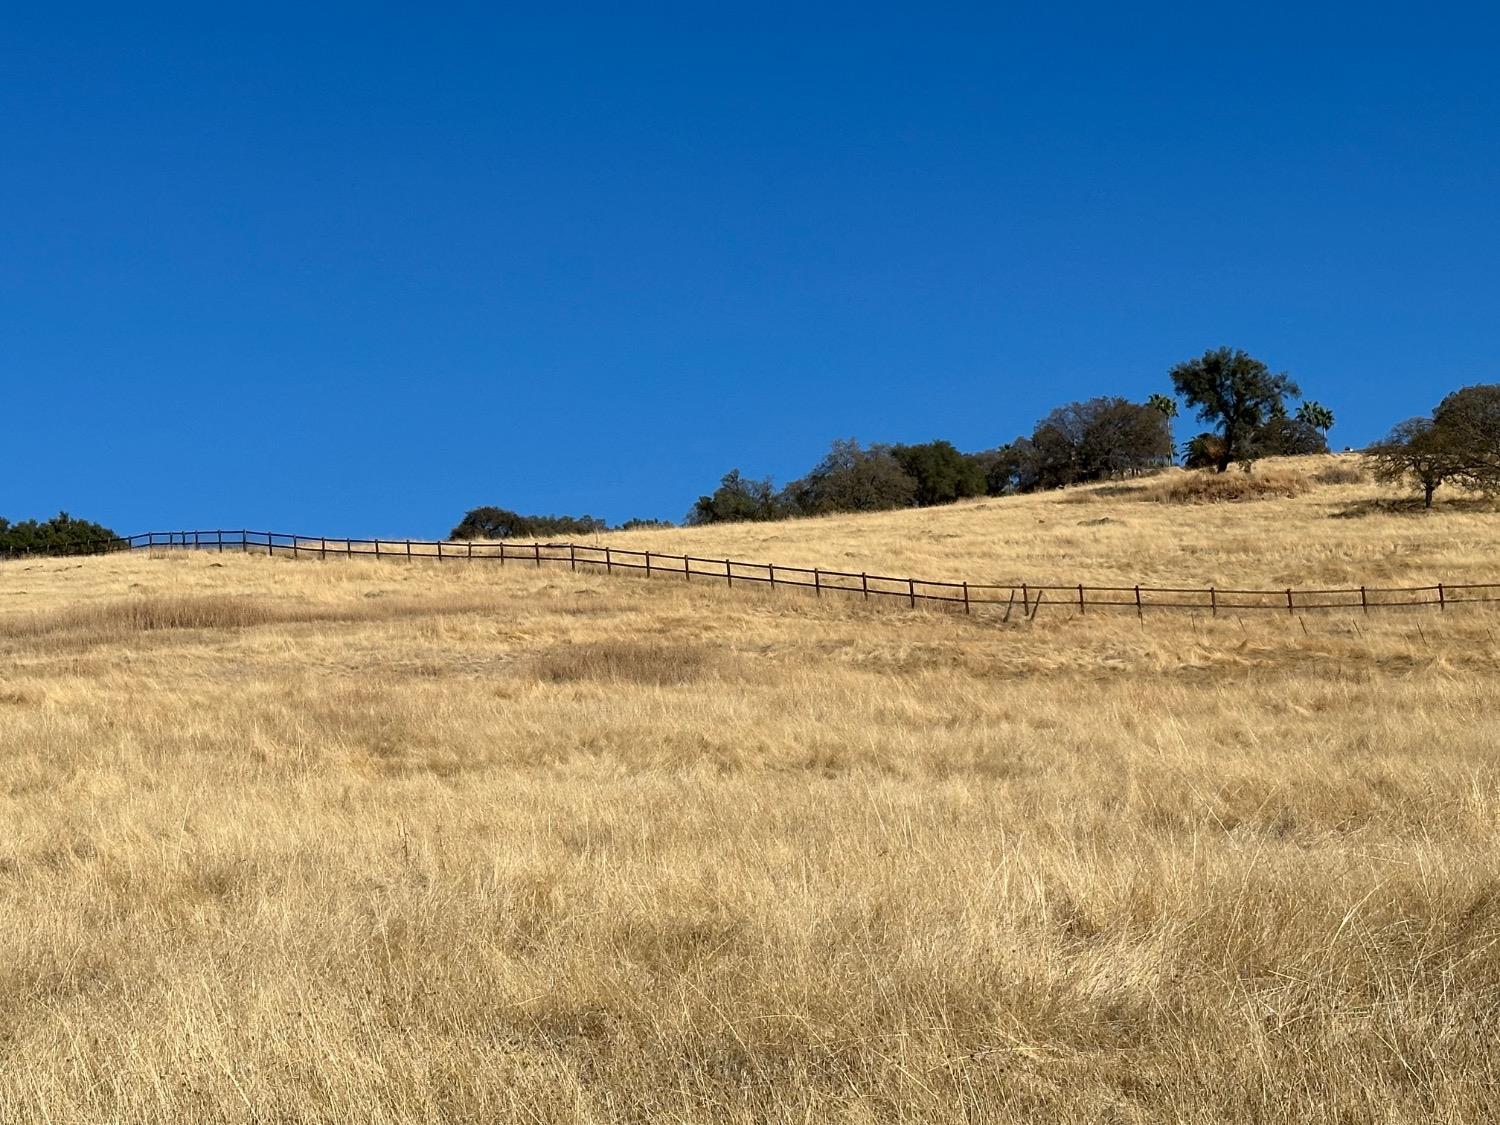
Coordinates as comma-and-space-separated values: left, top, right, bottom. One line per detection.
1313, 460, 1368, 486
1149, 465, 1311, 503
528, 639, 722, 685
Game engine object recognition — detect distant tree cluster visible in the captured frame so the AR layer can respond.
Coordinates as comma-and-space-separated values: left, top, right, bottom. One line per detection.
0, 512, 121, 554
684, 347, 1346, 526
1366, 384, 1500, 507
449, 507, 608, 540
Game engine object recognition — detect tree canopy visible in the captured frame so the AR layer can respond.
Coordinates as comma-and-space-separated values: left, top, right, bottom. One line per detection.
1169, 348, 1301, 471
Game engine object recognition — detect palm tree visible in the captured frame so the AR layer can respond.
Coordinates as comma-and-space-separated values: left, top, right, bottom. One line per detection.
1147, 392, 1178, 418
1296, 400, 1335, 437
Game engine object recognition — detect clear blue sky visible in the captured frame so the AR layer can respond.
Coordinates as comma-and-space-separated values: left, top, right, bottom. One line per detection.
4, 5, 1496, 534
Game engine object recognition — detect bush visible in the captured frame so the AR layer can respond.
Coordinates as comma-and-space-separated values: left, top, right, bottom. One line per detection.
0, 512, 122, 555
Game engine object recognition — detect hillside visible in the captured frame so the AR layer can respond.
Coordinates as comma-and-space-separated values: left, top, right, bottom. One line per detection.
2, 461, 1499, 1122
587, 454, 1498, 588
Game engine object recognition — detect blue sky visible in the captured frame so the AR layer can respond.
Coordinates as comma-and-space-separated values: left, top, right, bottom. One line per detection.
4, 5, 1497, 534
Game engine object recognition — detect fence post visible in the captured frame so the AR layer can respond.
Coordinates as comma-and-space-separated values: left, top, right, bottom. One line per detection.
406, 539, 412, 562
685, 556, 692, 582
1135, 585, 1143, 621
1021, 583, 1029, 616
963, 581, 970, 615
467, 541, 473, 560
1286, 589, 1294, 615
534, 543, 541, 568
725, 559, 732, 587
437, 540, 443, 562
321, 537, 327, 560
193, 531, 200, 550
217, 530, 224, 554
1438, 583, 1446, 611
569, 545, 576, 572
645, 550, 652, 578
375, 539, 381, 559
813, 568, 821, 597
861, 573, 869, 601
908, 578, 915, 609
768, 563, 775, 589
1078, 583, 1084, 615
1210, 587, 1217, 617
1361, 586, 1368, 614
605, 547, 612, 574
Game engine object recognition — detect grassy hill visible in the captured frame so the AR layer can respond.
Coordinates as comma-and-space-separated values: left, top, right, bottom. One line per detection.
1, 457, 1498, 1122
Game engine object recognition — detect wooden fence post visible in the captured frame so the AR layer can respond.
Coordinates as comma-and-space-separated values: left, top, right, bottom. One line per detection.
645, 550, 652, 578
725, 559, 732, 587
1078, 583, 1084, 615
406, 539, 412, 562
1210, 587, 1217, 617
768, 563, 775, 589
1361, 586, 1368, 614
1021, 583, 1029, 616
1438, 583, 1446, 611
861, 573, 869, 601
1135, 585, 1143, 621
813, 568, 821, 597
963, 581, 970, 615
605, 547, 612, 574
569, 545, 576, 572
907, 578, 915, 609
436, 540, 443, 562
534, 543, 541, 568
1286, 589, 1294, 614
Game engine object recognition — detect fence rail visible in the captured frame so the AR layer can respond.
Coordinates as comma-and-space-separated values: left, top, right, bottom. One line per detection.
5, 529, 1498, 619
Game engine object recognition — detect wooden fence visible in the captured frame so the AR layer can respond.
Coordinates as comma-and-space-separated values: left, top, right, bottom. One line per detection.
5, 528, 1498, 618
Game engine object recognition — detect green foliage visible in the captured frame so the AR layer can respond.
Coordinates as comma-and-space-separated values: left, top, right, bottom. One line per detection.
1169, 348, 1301, 471
1147, 392, 1178, 418
890, 441, 986, 507
1296, 400, 1335, 434
616, 517, 676, 532
1183, 433, 1227, 470
1253, 415, 1329, 457
686, 470, 783, 525
0, 512, 122, 555
450, 506, 607, 540
780, 439, 917, 516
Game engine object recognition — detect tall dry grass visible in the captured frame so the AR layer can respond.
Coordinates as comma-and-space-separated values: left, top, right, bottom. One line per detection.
1, 464, 1498, 1121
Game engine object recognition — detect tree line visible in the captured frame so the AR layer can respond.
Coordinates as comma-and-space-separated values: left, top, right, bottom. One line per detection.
685, 347, 1339, 525
0, 512, 121, 553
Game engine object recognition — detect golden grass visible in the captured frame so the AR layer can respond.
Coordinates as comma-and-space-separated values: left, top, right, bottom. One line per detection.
2, 457, 1499, 1122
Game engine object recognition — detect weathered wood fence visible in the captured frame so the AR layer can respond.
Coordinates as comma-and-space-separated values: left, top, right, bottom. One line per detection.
5, 529, 1497, 618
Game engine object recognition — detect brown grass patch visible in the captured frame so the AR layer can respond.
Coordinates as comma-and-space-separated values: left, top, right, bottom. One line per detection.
1150, 467, 1311, 504
527, 639, 723, 685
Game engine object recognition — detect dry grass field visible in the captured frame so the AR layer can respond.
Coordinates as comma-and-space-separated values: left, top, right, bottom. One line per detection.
2, 456, 1499, 1122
